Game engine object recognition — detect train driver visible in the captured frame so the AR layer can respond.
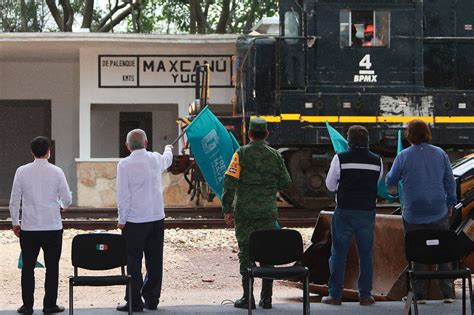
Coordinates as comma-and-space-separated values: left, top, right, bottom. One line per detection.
362, 24, 374, 46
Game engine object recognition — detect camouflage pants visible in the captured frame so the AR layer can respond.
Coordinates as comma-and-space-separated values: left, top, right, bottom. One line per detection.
235, 218, 277, 276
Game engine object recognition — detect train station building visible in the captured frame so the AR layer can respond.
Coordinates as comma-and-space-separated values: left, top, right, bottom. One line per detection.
0, 33, 238, 207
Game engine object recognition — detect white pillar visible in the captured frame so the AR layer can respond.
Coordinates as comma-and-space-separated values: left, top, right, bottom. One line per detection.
79, 48, 91, 159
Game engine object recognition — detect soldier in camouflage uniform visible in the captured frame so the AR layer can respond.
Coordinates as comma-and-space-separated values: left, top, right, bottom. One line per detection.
222, 118, 292, 310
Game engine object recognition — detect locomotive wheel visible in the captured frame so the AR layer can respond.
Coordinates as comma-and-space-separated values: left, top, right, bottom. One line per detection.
280, 149, 333, 210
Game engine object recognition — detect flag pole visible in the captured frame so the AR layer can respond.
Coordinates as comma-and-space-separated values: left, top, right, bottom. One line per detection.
171, 129, 187, 146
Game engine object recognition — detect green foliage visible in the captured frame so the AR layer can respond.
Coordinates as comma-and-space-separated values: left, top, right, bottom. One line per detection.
1, 0, 279, 33
125, 0, 161, 33
0, 0, 20, 32
71, 0, 84, 12
158, 0, 189, 33
6, 0, 53, 31
127, 0, 278, 34
125, 0, 189, 33
1, 0, 61, 32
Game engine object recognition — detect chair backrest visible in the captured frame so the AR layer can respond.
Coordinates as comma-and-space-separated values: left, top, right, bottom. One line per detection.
72, 233, 127, 270
249, 229, 304, 265
405, 229, 464, 265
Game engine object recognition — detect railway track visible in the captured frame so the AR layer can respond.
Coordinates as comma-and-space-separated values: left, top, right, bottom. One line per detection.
0, 204, 399, 230
0, 218, 318, 230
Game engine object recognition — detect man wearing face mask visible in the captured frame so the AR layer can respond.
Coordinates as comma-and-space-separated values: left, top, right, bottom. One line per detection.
321, 125, 383, 306
9, 136, 72, 314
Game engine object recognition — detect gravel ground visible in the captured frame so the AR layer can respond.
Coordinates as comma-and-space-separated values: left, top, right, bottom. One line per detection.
0, 228, 314, 310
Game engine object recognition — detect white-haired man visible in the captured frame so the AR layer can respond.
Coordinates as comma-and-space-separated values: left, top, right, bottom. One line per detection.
116, 129, 173, 312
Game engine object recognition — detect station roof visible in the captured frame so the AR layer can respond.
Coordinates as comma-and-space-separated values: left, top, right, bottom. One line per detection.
0, 33, 238, 61
0, 32, 238, 43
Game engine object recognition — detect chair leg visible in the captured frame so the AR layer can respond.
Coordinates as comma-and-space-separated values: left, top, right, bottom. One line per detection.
69, 283, 73, 315
406, 269, 410, 295
403, 291, 414, 315
128, 278, 133, 315
248, 276, 253, 315
404, 269, 412, 315
303, 273, 310, 315
411, 277, 419, 315
467, 273, 473, 315
462, 277, 466, 315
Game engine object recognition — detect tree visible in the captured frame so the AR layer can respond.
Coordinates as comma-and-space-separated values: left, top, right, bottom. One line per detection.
1, 0, 52, 32
1, 0, 278, 34
46, 0, 142, 32
0, 0, 143, 32
154, 0, 278, 34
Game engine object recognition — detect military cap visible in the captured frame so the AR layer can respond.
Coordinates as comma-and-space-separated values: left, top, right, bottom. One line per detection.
249, 117, 268, 133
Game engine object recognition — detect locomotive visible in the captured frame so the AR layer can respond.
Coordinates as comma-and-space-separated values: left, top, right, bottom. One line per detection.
182, 0, 474, 209
232, 0, 473, 208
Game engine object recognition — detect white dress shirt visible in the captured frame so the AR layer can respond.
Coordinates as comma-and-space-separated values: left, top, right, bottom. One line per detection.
117, 147, 173, 225
325, 155, 384, 192
9, 159, 72, 231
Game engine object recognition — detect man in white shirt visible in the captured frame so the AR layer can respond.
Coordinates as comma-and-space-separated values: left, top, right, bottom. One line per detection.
9, 136, 72, 315
116, 129, 173, 312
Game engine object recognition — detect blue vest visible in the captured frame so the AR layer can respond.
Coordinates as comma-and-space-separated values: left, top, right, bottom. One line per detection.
337, 148, 382, 210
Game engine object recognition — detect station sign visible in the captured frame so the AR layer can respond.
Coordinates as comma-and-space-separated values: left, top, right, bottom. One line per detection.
99, 55, 233, 88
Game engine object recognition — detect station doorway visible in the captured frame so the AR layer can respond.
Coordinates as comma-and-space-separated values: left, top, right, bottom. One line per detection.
91, 104, 178, 158
0, 100, 51, 205
119, 112, 153, 157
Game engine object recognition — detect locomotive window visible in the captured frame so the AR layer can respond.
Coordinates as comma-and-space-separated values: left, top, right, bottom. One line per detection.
284, 11, 300, 44
340, 10, 390, 48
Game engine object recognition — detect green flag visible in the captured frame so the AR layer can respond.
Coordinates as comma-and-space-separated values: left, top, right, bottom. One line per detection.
185, 106, 239, 199
397, 130, 404, 207
397, 130, 404, 154
18, 252, 44, 269
325, 121, 348, 153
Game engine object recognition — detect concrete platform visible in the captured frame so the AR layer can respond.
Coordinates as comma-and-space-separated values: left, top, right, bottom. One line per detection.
0, 301, 468, 314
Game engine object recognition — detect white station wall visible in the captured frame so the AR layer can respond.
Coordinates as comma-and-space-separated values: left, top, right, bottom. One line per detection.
90, 103, 179, 157
0, 38, 236, 206
0, 60, 80, 202
79, 43, 235, 159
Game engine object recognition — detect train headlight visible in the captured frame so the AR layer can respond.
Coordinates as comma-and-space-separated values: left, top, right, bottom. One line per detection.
188, 99, 202, 115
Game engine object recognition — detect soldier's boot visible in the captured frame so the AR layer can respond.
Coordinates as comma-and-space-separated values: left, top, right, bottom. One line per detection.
234, 277, 256, 309
259, 279, 273, 309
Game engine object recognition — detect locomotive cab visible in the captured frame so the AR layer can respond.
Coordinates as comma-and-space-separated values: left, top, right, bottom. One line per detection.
306, 1, 423, 93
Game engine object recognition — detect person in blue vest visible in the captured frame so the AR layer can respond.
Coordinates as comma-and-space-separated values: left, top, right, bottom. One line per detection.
322, 125, 383, 306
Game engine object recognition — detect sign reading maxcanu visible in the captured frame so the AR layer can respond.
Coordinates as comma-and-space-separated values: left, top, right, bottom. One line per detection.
99, 55, 233, 88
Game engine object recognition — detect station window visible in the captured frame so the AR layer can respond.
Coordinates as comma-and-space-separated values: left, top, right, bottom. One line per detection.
340, 10, 390, 48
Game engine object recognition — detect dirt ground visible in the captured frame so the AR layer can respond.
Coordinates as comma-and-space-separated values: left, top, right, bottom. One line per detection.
0, 228, 313, 310
1, 227, 469, 311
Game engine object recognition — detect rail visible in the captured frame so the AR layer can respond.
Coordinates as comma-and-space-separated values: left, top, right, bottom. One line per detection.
0, 204, 399, 230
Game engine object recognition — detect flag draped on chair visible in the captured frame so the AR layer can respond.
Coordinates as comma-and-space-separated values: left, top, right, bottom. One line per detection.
185, 106, 239, 199
325, 121, 398, 202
